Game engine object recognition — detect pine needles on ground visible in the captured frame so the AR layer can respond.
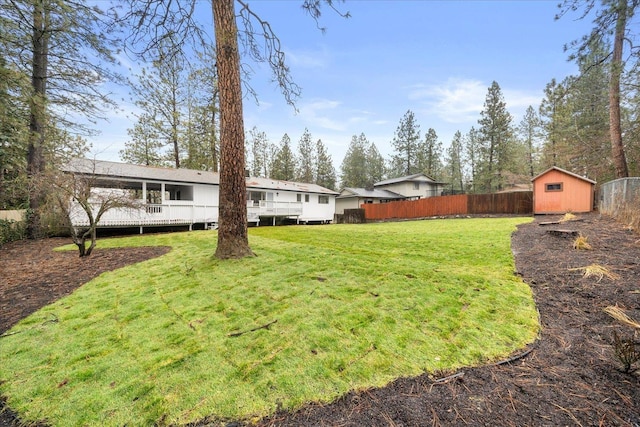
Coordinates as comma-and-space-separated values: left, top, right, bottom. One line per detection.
569, 264, 620, 282
573, 234, 592, 250
604, 306, 640, 330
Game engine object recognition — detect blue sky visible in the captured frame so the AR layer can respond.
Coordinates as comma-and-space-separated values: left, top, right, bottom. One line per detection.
91, 0, 593, 169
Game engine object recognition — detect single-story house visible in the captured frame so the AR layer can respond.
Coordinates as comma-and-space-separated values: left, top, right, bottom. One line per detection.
531, 166, 596, 214
335, 188, 405, 215
63, 158, 338, 232
335, 173, 445, 215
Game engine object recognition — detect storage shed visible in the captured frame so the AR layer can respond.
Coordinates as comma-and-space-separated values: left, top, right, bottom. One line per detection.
532, 166, 596, 214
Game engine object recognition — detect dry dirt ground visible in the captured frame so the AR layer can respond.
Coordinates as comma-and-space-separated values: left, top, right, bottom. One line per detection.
1, 213, 639, 426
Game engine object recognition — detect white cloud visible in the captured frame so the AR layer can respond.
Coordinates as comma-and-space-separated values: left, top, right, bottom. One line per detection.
503, 88, 543, 121
407, 78, 543, 127
286, 45, 330, 69
409, 78, 486, 124
297, 98, 345, 131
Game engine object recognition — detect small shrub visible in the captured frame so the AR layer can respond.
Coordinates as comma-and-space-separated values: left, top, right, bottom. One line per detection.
0, 219, 26, 246
612, 330, 640, 373
573, 234, 592, 250
560, 212, 577, 222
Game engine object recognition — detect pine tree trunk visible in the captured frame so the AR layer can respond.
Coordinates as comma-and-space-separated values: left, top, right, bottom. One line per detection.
27, 0, 49, 239
609, 0, 629, 178
213, 0, 254, 259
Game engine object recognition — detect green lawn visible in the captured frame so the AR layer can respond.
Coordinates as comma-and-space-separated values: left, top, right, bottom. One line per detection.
0, 217, 538, 426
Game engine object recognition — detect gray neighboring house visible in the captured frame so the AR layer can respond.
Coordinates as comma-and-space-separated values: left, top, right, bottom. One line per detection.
335, 188, 405, 214
335, 173, 444, 215
374, 173, 444, 200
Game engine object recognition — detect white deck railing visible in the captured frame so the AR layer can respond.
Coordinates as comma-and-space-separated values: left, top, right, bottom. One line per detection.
255, 200, 303, 216
71, 203, 219, 227
71, 200, 303, 228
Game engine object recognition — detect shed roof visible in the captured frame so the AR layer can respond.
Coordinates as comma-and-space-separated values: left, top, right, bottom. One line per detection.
337, 187, 405, 199
64, 158, 338, 195
531, 166, 596, 185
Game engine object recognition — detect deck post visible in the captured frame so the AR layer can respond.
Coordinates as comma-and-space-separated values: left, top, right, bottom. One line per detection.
139, 226, 143, 234
272, 216, 275, 226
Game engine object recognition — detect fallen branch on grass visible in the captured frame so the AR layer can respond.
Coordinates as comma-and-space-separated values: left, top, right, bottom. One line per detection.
227, 319, 278, 337
0, 313, 58, 339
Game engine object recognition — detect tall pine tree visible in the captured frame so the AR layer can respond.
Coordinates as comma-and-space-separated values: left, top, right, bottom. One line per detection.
477, 81, 513, 192
390, 110, 420, 176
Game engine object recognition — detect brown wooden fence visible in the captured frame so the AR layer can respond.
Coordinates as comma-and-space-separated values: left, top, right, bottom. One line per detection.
362, 192, 532, 221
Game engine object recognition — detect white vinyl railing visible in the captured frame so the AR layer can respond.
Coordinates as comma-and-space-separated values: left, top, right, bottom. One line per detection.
71, 203, 219, 227
71, 200, 304, 227
255, 200, 303, 216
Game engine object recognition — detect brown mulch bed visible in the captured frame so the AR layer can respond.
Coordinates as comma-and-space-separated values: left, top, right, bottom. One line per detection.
2, 213, 640, 426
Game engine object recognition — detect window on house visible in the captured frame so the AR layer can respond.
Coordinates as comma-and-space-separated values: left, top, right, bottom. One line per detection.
247, 191, 266, 206
318, 195, 329, 204
297, 193, 302, 202
545, 183, 563, 192
165, 184, 193, 201
413, 182, 420, 190
305, 194, 310, 203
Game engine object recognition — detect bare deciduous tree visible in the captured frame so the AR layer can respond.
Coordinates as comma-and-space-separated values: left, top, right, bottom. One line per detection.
51, 160, 140, 257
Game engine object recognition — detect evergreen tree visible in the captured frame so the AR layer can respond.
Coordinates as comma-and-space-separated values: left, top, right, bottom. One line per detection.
518, 106, 541, 178
390, 110, 421, 176
270, 133, 296, 181
538, 41, 612, 182
567, 40, 612, 181
464, 127, 481, 193
185, 47, 219, 172
247, 126, 270, 177
622, 63, 640, 175
539, 78, 573, 169
120, 113, 165, 166
340, 133, 368, 188
558, 0, 634, 177
2, 0, 119, 237
315, 139, 336, 190
129, 36, 188, 168
295, 128, 315, 183
0, 55, 29, 209
418, 127, 443, 178
446, 131, 465, 194
366, 143, 386, 187
477, 81, 513, 192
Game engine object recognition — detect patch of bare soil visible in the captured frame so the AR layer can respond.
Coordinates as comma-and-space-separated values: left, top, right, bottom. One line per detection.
2, 213, 640, 426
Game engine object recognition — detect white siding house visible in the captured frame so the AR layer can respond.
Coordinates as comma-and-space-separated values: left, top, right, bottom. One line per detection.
63, 159, 338, 231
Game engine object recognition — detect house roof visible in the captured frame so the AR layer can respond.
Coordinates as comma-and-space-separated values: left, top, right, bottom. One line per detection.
64, 158, 339, 195
64, 158, 220, 185
374, 173, 444, 186
246, 177, 339, 195
337, 187, 406, 199
531, 166, 596, 185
